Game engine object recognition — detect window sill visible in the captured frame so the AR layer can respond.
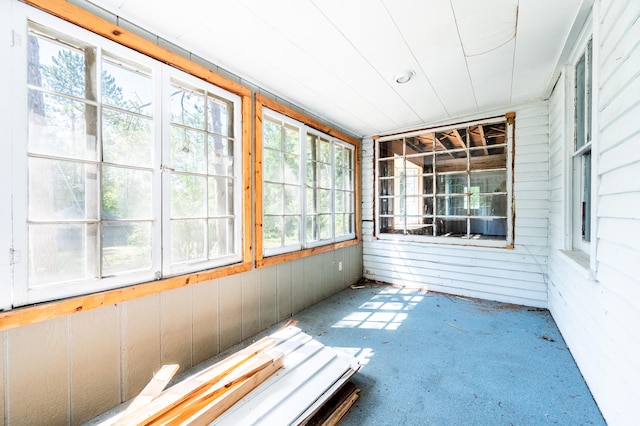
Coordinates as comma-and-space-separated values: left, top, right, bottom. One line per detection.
558, 249, 596, 281
256, 238, 360, 268
0, 261, 252, 332
376, 232, 512, 249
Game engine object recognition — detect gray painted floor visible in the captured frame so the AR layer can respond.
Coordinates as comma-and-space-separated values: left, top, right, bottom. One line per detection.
284, 283, 605, 425
88, 282, 606, 425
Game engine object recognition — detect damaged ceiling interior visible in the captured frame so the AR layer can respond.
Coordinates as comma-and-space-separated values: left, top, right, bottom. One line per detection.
86, 0, 587, 137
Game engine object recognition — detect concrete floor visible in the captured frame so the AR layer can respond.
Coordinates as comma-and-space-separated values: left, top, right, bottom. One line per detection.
283, 283, 605, 425
89, 282, 605, 425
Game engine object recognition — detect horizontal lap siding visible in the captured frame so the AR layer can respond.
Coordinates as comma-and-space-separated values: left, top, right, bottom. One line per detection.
362, 102, 549, 308
548, 0, 640, 423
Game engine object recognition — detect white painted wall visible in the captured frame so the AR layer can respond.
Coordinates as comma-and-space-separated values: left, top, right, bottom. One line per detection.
548, 0, 640, 423
362, 102, 550, 308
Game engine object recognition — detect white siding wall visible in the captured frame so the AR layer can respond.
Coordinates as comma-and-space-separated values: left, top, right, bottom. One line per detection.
362, 102, 549, 308
548, 0, 640, 423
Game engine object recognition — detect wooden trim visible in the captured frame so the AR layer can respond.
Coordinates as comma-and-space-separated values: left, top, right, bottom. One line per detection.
255, 94, 360, 147
253, 95, 361, 269
22, 0, 251, 98
254, 96, 265, 261
0, 261, 252, 332
242, 95, 253, 263
256, 239, 360, 269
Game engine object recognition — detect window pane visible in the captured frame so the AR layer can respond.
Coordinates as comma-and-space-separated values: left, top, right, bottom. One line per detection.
170, 126, 206, 173
209, 218, 234, 258
263, 183, 283, 215
207, 96, 232, 136
379, 139, 403, 158
436, 195, 467, 215
208, 177, 234, 216
438, 217, 467, 236
29, 158, 98, 221
170, 85, 205, 129
284, 185, 300, 214
335, 190, 345, 213
469, 146, 506, 170
283, 153, 300, 182
29, 91, 98, 160
263, 149, 283, 182
263, 119, 282, 150
171, 219, 206, 263
379, 177, 397, 196
436, 151, 466, 173
171, 174, 206, 217
318, 214, 331, 239
102, 60, 152, 116
28, 34, 87, 98
29, 223, 97, 286
284, 125, 300, 152
378, 158, 396, 178
437, 174, 467, 194
318, 163, 331, 188
583, 151, 591, 242
470, 171, 507, 193
575, 52, 586, 150
284, 216, 300, 245
102, 166, 152, 219
102, 221, 152, 275
263, 216, 283, 249
470, 218, 506, 237
102, 109, 153, 167
208, 135, 234, 176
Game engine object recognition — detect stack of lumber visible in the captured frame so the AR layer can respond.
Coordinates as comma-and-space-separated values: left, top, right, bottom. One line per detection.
104, 326, 360, 425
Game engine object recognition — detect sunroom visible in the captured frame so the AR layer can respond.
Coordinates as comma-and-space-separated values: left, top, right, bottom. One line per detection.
0, 0, 638, 424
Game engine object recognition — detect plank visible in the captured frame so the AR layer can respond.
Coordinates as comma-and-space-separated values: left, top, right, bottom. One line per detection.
113, 336, 276, 425
123, 364, 179, 415
153, 350, 284, 425
304, 381, 360, 426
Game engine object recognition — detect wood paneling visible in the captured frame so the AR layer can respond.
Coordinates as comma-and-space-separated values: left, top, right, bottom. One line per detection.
70, 306, 121, 424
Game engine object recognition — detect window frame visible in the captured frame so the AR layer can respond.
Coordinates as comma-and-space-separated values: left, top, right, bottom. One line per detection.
6, 3, 252, 309
254, 94, 360, 268
571, 38, 593, 255
563, 11, 597, 272
374, 114, 515, 249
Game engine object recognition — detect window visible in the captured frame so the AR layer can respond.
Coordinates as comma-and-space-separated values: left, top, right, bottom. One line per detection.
165, 74, 242, 275
262, 113, 303, 254
376, 115, 514, 248
572, 38, 593, 253
261, 109, 356, 257
11, 16, 243, 306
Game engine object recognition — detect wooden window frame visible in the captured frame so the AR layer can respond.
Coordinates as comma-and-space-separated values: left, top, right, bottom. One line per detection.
255, 94, 361, 269
0, 0, 253, 328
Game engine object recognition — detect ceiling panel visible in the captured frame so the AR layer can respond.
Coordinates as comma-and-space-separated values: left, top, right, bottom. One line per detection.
86, 0, 585, 137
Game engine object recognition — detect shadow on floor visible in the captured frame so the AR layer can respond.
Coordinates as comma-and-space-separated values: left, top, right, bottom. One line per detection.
287, 283, 605, 425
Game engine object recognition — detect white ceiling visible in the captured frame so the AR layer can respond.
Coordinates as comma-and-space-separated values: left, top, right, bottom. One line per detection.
87, 0, 585, 138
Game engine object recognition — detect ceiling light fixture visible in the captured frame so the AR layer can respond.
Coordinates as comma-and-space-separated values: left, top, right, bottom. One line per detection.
394, 70, 415, 84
